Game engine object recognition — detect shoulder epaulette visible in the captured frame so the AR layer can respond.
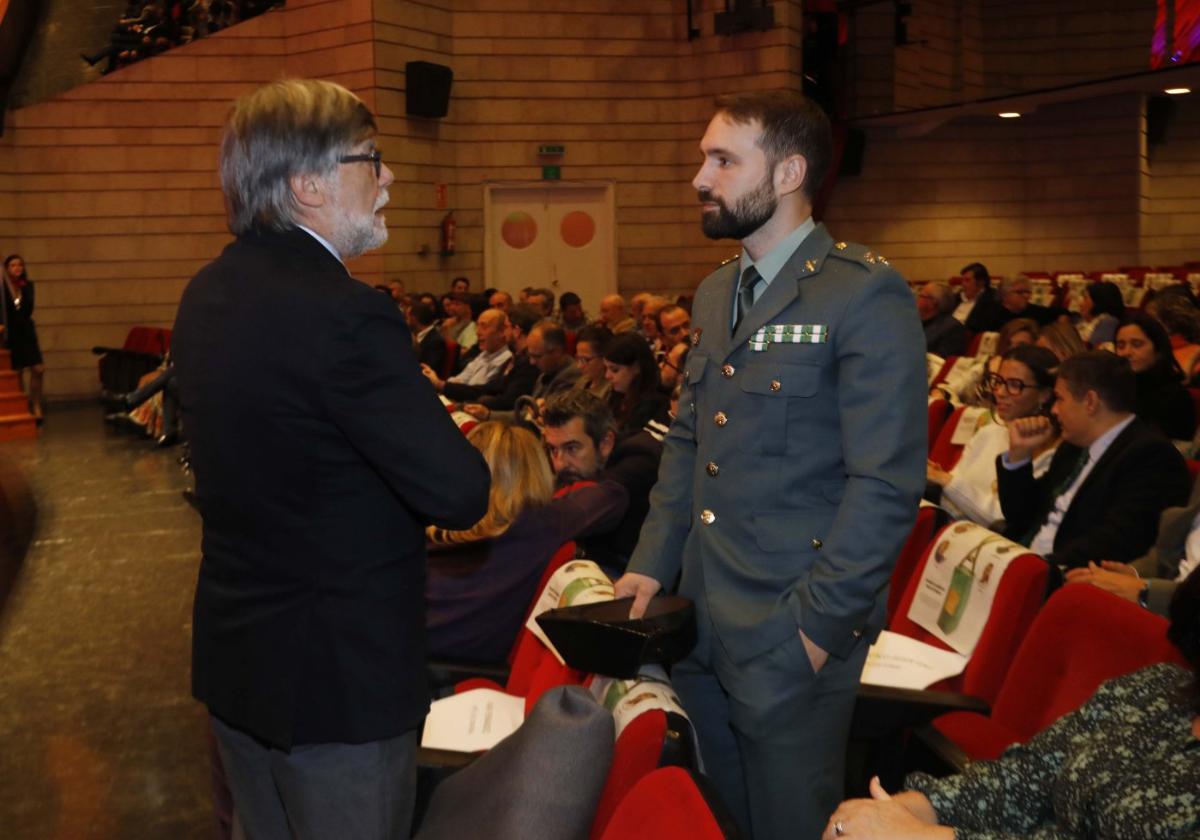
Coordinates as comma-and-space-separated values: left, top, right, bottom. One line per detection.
828, 241, 890, 269
718, 252, 740, 268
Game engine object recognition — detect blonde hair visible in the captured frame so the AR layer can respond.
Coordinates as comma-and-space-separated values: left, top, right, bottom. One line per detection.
427, 422, 554, 544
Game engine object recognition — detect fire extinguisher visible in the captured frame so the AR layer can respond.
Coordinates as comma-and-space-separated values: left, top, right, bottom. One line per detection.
440, 211, 456, 257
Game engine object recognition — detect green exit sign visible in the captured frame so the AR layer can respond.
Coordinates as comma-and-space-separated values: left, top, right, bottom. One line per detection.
542, 165, 561, 181
538, 144, 565, 156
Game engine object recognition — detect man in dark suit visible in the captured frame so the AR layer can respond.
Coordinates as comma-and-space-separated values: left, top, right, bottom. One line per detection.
999, 351, 1190, 571
410, 299, 446, 374
172, 79, 490, 840
615, 91, 926, 840
918, 281, 969, 357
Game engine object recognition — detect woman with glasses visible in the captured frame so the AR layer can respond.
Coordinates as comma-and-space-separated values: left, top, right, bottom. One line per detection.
572, 324, 613, 399
0, 255, 45, 424
1115, 311, 1196, 443
927, 345, 1059, 527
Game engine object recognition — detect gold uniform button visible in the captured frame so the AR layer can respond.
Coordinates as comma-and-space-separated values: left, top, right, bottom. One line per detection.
706, 462, 719, 476
721, 364, 735, 378
811, 537, 823, 550
770, 379, 781, 392
714, 411, 728, 427
700, 509, 716, 525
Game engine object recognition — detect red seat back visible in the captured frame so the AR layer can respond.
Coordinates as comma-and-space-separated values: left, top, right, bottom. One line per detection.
122, 326, 171, 354
590, 711, 670, 838
927, 399, 953, 455
598, 768, 732, 840
441, 339, 459, 380
888, 525, 1049, 704
886, 506, 947, 625
928, 406, 968, 470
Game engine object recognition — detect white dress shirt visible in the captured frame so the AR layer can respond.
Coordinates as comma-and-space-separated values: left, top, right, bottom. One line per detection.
952, 295, 977, 324
449, 346, 512, 387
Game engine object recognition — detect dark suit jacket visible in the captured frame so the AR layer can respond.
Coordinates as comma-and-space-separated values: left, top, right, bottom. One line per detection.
629, 224, 926, 663
998, 417, 1190, 570
173, 227, 489, 749
577, 429, 663, 574
923, 312, 968, 357
964, 288, 1003, 334
416, 324, 447, 375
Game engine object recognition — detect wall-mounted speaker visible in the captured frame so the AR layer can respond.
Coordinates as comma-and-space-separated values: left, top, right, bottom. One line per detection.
406, 61, 453, 119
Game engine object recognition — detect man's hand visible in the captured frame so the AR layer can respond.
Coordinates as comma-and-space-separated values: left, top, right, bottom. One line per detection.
1008, 415, 1055, 463
462, 403, 490, 420
613, 572, 662, 619
800, 629, 829, 674
926, 459, 951, 487
1064, 560, 1145, 603
419, 363, 443, 392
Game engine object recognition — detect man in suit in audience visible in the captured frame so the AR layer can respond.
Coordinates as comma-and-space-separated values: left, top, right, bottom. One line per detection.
956, 261, 992, 328
541, 389, 663, 576
615, 91, 926, 840
918, 281, 969, 357
999, 350, 1190, 571
1066, 469, 1200, 615
410, 299, 446, 374
172, 79, 489, 840
423, 308, 512, 390
599, 293, 637, 334
433, 305, 539, 412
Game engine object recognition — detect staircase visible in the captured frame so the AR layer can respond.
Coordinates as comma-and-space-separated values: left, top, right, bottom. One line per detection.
0, 350, 37, 441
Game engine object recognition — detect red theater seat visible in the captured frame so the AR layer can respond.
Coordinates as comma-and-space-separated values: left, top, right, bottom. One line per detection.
597, 767, 734, 840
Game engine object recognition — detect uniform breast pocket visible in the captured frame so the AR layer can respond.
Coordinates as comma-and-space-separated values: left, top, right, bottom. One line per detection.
739, 363, 819, 454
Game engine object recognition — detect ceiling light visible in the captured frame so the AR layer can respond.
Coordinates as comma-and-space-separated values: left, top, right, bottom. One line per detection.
1165, 87, 1191, 95
998, 112, 1021, 119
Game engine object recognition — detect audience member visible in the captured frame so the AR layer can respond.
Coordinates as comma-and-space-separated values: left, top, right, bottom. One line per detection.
409, 301, 446, 374
488, 289, 513, 313
450, 276, 470, 294
416, 291, 442, 320
526, 287, 555, 318
558, 292, 588, 331
1076, 280, 1124, 347
659, 339, 690, 392
1114, 311, 1196, 442
656, 303, 692, 387
824, 565, 1200, 839
438, 306, 539, 411
440, 291, 477, 350
640, 295, 668, 351
998, 351, 1190, 569
928, 345, 1059, 527
541, 391, 663, 575
466, 320, 580, 421
918, 282, 969, 358
1035, 320, 1086, 361
1, 254, 44, 422
973, 276, 1065, 332
423, 308, 510, 391
1149, 295, 1200, 383
1067, 472, 1200, 617
573, 324, 613, 399
996, 316, 1039, 353
603, 332, 670, 437
954, 261, 994, 329
630, 292, 652, 326
599, 294, 636, 334
425, 422, 627, 662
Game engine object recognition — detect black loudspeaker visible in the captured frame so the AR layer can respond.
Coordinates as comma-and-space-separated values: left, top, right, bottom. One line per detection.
406, 61, 453, 118
839, 128, 866, 176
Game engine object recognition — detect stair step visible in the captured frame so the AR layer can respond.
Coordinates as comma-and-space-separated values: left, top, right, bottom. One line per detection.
0, 370, 22, 396
0, 393, 27, 413
0, 414, 37, 442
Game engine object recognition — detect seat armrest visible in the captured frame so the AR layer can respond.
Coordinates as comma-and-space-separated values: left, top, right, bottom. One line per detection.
909, 722, 973, 775
851, 685, 990, 740
426, 658, 510, 696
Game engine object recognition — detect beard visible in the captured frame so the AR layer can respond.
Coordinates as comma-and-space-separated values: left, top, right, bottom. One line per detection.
698, 175, 777, 241
329, 188, 389, 258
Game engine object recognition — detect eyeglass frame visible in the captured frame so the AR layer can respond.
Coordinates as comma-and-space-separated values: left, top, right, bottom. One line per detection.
983, 372, 1039, 396
338, 149, 383, 178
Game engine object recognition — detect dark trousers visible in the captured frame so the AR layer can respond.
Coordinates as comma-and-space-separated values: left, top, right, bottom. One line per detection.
674, 625, 869, 840
210, 715, 417, 840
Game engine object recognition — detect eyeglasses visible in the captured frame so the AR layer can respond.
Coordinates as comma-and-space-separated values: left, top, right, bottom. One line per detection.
984, 373, 1036, 395
576, 354, 598, 364
338, 149, 383, 178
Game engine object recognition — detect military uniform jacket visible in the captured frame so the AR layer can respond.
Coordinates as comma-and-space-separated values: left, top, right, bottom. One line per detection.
628, 223, 926, 664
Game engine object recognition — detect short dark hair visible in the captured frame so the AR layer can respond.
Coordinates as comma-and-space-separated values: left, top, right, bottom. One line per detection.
960, 262, 991, 290
559, 291, 581, 309
535, 322, 567, 352
1057, 350, 1137, 413
411, 302, 437, 327
657, 304, 687, 330
575, 324, 613, 354
713, 90, 831, 202
1167, 565, 1200, 714
508, 304, 540, 336
541, 389, 614, 449
1085, 281, 1125, 319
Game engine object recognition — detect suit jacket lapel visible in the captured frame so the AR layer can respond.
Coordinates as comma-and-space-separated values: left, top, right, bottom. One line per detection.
727, 224, 835, 356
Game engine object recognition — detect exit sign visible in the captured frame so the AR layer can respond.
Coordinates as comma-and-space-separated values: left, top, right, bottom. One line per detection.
538, 144, 565, 156
542, 165, 561, 181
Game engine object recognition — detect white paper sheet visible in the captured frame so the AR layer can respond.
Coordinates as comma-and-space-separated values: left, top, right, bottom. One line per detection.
420, 688, 525, 753
859, 630, 969, 690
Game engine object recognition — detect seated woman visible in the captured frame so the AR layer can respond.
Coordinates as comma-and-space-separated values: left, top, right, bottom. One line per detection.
1151, 296, 1200, 384
1115, 311, 1197, 443
1034, 321, 1086, 362
822, 565, 1200, 840
425, 422, 627, 663
927, 345, 1059, 526
603, 332, 670, 437
1075, 280, 1124, 348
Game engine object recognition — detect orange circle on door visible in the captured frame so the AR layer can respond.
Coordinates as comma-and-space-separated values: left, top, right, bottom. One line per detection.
560, 211, 595, 248
501, 212, 538, 249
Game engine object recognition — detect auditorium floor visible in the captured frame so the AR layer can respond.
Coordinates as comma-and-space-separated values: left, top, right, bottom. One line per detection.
0, 404, 211, 839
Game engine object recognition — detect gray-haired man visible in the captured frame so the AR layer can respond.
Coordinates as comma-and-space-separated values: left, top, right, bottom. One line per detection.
173, 79, 489, 838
